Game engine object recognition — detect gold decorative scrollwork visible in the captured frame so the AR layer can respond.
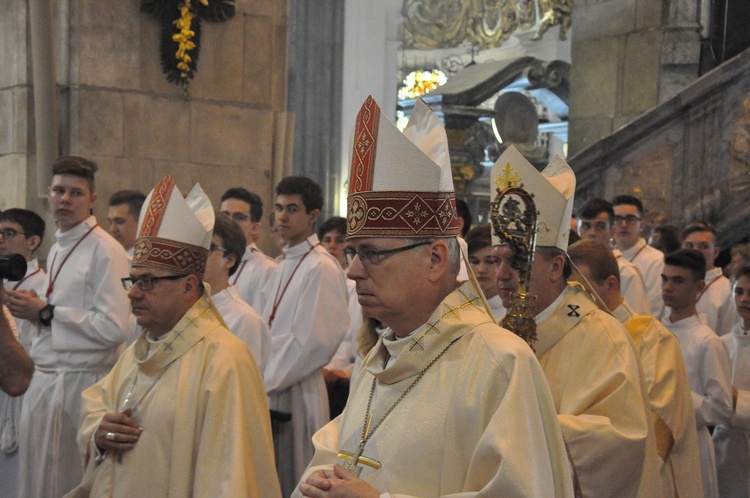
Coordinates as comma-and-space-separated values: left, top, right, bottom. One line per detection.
400, 0, 539, 50
531, 0, 573, 41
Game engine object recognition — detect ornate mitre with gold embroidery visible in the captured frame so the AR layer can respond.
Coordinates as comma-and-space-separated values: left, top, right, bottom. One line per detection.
132, 175, 214, 279
490, 145, 576, 252
346, 96, 460, 239
489, 145, 575, 348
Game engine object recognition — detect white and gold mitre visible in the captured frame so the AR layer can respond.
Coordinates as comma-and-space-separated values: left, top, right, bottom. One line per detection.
132, 175, 215, 279
490, 145, 576, 251
346, 95, 460, 239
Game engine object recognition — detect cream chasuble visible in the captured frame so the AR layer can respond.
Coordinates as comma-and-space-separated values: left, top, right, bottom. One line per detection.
535, 284, 661, 498
294, 281, 574, 497
614, 300, 703, 497
67, 294, 280, 498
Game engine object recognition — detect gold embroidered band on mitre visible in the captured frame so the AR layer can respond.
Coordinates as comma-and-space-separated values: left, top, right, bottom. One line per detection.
132, 236, 208, 280
347, 191, 460, 239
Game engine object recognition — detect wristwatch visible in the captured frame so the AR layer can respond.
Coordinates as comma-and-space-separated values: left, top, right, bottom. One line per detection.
39, 304, 55, 327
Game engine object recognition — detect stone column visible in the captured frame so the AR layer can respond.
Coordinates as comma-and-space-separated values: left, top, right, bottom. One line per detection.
287, 0, 345, 220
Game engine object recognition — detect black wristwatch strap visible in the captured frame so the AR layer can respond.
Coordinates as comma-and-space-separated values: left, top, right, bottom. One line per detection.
39, 304, 55, 327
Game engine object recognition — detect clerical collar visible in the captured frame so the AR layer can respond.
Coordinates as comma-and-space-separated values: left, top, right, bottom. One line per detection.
55, 215, 98, 243
612, 300, 636, 324
283, 234, 319, 258
535, 285, 569, 324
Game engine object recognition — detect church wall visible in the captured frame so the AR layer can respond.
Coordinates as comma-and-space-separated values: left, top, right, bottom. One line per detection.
571, 48, 750, 247
0, 0, 288, 256
569, 0, 665, 155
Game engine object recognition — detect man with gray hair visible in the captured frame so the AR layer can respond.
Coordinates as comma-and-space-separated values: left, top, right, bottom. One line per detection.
295, 97, 572, 498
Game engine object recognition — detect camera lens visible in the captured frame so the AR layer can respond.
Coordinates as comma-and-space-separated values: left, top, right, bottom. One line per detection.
0, 254, 28, 281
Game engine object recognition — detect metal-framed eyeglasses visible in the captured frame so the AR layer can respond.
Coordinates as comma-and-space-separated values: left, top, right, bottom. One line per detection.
121, 275, 187, 292
0, 228, 26, 240
210, 243, 228, 254
344, 241, 432, 267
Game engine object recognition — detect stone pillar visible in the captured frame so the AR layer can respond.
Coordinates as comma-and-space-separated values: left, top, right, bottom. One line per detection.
287, 0, 345, 221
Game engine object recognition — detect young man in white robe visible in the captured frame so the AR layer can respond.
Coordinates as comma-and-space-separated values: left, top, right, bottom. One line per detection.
220, 187, 278, 310
576, 197, 652, 315
258, 175, 350, 497
204, 212, 271, 370
0, 208, 47, 496
661, 249, 733, 498
5, 156, 131, 498
613, 194, 666, 318
106, 190, 145, 260
568, 239, 703, 497
295, 96, 573, 498
466, 223, 505, 321
680, 222, 739, 336
713, 265, 750, 497
319, 216, 358, 419
492, 146, 661, 497
66, 175, 280, 498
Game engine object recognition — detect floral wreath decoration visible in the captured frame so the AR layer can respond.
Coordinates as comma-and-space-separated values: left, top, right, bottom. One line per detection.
141, 0, 236, 98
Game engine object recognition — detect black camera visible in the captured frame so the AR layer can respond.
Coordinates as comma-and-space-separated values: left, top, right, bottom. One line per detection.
0, 254, 27, 281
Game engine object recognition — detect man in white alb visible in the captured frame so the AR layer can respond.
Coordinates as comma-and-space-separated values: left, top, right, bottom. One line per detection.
5, 156, 130, 498
259, 175, 350, 496
661, 249, 732, 498
680, 222, 738, 336
107, 190, 145, 260
220, 188, 277, 310
613, 194, 665, 317
466, 223, 506, 321
204, 212, 271, 370
0, 208, 47, 496
577, 197, 651, 315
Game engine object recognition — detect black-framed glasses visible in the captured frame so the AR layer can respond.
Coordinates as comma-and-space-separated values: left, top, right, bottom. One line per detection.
210, 243, 228, 254
612, 215, 641, 226
121, 275, 187, 291
344, 241, 432, 266
0, 228, 25, 240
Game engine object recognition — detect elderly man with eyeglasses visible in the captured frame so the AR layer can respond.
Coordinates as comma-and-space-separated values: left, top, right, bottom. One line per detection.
612, 194, 666, 318
219, 187, 278, 311
65, 176, 280, 498
293, 97, 573, 498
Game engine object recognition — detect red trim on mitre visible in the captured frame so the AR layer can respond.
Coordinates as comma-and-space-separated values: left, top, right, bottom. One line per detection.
132, 237, 208, 279
349, 96, 380, 195
347, 191, 460, 238
139, 176, 175, 238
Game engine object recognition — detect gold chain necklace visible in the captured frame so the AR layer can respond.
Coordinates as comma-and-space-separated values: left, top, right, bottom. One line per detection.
340, 336, 460, 476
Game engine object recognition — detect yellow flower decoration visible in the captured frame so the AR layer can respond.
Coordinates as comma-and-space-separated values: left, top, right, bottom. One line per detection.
172, 1, 197, 82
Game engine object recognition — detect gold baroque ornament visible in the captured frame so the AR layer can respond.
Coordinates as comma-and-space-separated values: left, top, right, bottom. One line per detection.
400, 0, 537, 50
490, 182, 539, 349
